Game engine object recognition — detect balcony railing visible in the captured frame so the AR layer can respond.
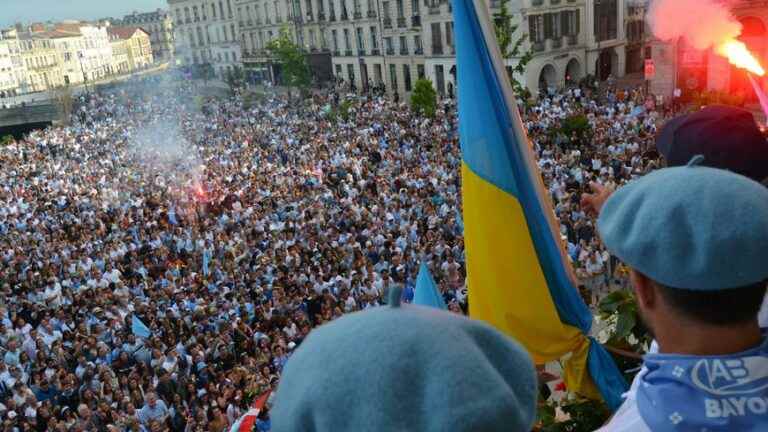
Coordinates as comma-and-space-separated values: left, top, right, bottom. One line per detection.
432, 45, 443, 55
345, 49, 353, 56
411, 15, 421, 27
354, 11, 362, 19
247, 19, 253, 25
318, 12, 326, 21
341, 11, 349, 20
397, 17, 406, 28
333, 49, 341, 56
399, 48, 408, 55
383, 17, 392, 28
386, 47, 395, 55
532, 0, 544, 6
551, 38, 562, 49
239, 20, 244, 27
550, 0, 561, 4
371, 48, 380, 55
367, 10, 377, 18
358, 49, 366, 56
305, 14, 313, 22
429, 6, 440, 14
532, 41, 545, 52
329, 13, 336, 21
414, 47, 423, 55
567, 34, 578, 45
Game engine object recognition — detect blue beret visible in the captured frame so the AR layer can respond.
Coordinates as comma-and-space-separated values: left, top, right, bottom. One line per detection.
271, 292, 537, 432
598, 159, 768, 290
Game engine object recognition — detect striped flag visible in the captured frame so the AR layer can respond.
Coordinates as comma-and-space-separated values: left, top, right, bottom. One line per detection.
131, 315, 152, 339
230, 390, 271, 432
454, 0, 627, 409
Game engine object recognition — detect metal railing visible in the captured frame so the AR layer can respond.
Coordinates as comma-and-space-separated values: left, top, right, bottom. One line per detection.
397, 17, 406, 28
411, 15, 421, 27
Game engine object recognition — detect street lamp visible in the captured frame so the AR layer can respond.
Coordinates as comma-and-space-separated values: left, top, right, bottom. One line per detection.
77, 52, 89, 94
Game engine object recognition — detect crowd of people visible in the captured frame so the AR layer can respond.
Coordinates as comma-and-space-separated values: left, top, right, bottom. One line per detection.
0, 74, 667, 431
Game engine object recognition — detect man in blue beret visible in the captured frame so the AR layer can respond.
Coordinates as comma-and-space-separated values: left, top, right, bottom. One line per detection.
595, 159, 768, 431
270, 288, 539, 432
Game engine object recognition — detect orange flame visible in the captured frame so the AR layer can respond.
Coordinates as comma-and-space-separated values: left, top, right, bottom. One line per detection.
716, 39, 765, 76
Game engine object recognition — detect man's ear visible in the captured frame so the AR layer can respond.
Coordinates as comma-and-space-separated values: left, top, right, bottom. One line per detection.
630, 269, 656, 310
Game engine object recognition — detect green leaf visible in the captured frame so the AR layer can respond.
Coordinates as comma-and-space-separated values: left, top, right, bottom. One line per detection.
614, 309, 637, 342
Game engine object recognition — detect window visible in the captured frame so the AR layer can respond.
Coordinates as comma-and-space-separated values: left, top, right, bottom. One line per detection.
644, 46, 652, 59
382, 1, 391, 19
396, 0, 404, 18
230, 24, 236, 40
347, 63, 355, 83
594, 0, 617, 41
197, 27, 204, 46
529, 14, 544, 42
445, 21, 453, 47
370, 26, 378, 49
561, 10, 579, 36
212, 4, 217, 19
343, 29, 351, 50
309, 29, 316, 48
413, 0, 420, 15
219, 1, 225, 18
332, 29, 339, 50
403, 64, 411, 91
356, 27, 365, 52
389, 63, 397, 90
399, 35, 407, 54
435, 64, 445, 95
374, 63, 382, 84
335, 64, 342, 76
184, 7, 191, 22
385, 36, 393, 53
431, 22, 442, 54
307, 0, 314, 16
227, 0, 233, 18
193, 6, 199, 21
414, 34, 422, 53
417, 64, 425, 79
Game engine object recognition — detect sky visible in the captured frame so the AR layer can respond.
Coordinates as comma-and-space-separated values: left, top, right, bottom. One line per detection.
1, 0, 167, 28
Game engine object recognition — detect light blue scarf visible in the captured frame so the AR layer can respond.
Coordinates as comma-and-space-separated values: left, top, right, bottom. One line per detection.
638, 338, 768, 431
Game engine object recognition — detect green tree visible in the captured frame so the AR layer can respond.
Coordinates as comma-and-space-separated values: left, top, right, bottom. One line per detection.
266, 28, 311, 90
410, 79, 437, 118
493, 0, 533, 100
225, 65, 246, 94
0, 135, 15, 146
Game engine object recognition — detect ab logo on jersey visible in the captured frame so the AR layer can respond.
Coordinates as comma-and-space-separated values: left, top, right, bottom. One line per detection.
691, 356, 768, 396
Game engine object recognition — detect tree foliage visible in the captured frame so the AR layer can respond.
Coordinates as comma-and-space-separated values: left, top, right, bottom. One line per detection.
0, 135, 15, 146
266, 28, 311, 89
410, 79, 437, 118
493, 0, 534, 99
225, 65, 247, 94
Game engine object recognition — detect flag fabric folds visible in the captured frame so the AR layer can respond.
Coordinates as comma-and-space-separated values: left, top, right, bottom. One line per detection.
131, 315, 152, 339
413, 262, 447, 310
231, 390, 271, 432
453, 0, 627, 409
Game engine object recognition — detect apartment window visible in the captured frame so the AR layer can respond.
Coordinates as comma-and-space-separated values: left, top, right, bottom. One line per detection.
356, 27, 365, 52
370, 26, 378, 49
219, 1, 225, 18
185, 7, 191, 22
431, 22, 443, 54
413, 0, 420, 15
396, 0, 404, 17
343, 29, 351, 50
176, 9, 183, 22
227, 0, 234, 18
382, 1, 391, 19
385, 36, 393, 53
594, 0, 618, 41
193, 6, 200, 21
561, 10, 579, 36
417, 64, 425, 78
347, 63, 355, 83
414, 34, 422, 53
403, 64, 411, 91
335, 64, 342, 76
435, 64, 445, 95
529, 14, 544, 42
332, 29, 339, 50
197, 27, 205, 46
231, 24, 236, 40
309, 29, 317, 48
212, 3, 217, 18
389, 63, 397, 90
445, 21, 453, 47
354, 0, 362, 15
399, 35, 407, 54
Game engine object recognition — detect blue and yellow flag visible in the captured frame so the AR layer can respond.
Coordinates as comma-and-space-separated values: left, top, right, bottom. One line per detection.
454, 0, 627, 409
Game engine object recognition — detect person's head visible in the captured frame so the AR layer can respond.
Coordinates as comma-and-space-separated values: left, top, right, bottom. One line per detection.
656, 105, 768, 184
145, 392, 157, 408
598, 162, 768, 337
271, 288, 537, 432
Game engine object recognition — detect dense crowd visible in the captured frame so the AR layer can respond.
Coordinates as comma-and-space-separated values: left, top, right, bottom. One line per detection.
0, 75, 665, 431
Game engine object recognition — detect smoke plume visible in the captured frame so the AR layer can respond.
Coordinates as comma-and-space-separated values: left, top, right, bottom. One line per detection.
649, 0, 743, 50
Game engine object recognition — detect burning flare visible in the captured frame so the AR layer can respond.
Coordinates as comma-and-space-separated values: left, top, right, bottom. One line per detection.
717, 40, 766, 76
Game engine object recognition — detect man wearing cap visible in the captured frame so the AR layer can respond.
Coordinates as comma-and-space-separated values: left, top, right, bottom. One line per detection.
595, 160, 768, 431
